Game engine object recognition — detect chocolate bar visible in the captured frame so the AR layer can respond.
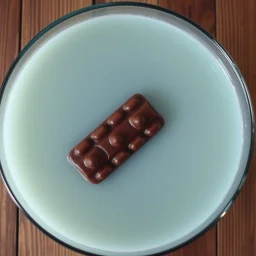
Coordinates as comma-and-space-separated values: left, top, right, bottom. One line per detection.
68, 94, 164, 184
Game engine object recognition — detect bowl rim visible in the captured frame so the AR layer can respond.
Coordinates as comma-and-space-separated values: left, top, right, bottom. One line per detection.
0, 2, 254, 256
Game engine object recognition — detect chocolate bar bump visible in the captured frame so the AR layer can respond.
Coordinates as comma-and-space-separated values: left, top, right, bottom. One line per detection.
84, 155, 98, 169
95, 166, 113, 181
129, 115, 146, 130
83, 147, 108, 169
109, 133, 124, 147
91, 125, 108, 141
112, 152, 130, 166
74, 139, 91, 156
145, 122, 162, 137
107, 111, 124, 126
122, 96, 141, 112
128, 136, 145, 151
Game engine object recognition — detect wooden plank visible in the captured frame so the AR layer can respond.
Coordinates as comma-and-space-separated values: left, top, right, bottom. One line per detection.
98, 1, 217, 256
21, 0, 92, 47
19, 1, 92, 255
0, 0, 21, 255
159, 0, 216, 36
216, 0, 256, 255
19, 222, 83, 256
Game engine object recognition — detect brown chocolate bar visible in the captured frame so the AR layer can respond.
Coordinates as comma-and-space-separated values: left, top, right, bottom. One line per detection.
68, 94, 164, 184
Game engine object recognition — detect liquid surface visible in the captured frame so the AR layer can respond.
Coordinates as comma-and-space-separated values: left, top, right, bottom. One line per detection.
0, 13, 244, 255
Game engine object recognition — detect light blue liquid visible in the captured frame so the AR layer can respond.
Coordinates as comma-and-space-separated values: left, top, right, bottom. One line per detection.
0, 13, 244, 255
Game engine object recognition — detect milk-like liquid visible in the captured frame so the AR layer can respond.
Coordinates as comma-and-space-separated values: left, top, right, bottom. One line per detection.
0, 13, 244, 255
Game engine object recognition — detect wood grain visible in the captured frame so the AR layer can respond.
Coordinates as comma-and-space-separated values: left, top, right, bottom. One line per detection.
21, 0, 92, 48
0, 180, 17, 256
159, 0, 216, 36
0, 0, 21, 255
19, 1, 91, 255
96, 1, 217, 256
19, 221, 83, 256
217, 0, 256, 256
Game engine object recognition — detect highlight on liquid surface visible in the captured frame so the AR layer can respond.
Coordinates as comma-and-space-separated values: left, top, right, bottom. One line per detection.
0, 7, 249, 256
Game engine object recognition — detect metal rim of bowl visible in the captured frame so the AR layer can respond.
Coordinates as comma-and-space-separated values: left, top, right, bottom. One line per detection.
0, 2, 254, 256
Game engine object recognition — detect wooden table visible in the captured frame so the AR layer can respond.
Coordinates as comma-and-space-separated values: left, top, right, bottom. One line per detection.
0, 0, 255, 255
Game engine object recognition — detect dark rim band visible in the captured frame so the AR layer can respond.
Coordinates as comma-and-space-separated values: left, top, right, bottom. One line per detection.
0, 2, 254, 256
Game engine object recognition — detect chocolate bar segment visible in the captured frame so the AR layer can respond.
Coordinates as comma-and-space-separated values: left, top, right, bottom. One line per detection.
68, 94, 164, 184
